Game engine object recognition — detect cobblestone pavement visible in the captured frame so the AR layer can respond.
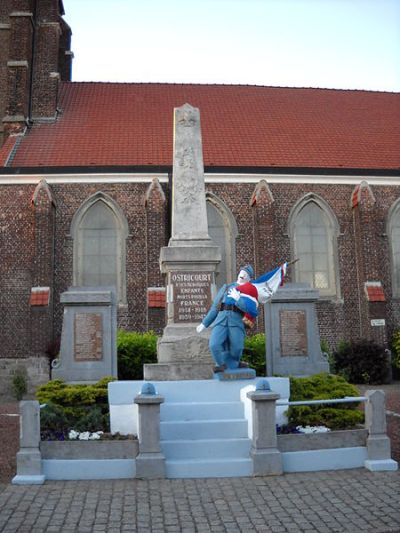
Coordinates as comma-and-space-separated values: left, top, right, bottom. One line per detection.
0, 470, 399, 532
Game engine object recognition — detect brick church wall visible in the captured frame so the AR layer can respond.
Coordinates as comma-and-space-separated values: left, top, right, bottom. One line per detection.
1, 177, 399, 397
0, 184, 49, 397
0, 1, 12, 146
50, 181, 170, 339
0, 0, 71, 147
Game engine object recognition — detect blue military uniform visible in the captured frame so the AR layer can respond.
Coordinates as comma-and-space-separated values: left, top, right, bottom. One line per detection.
201, 275, 257, 370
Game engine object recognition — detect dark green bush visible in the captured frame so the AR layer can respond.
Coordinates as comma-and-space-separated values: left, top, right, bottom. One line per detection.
117, 330, 158, 380
11, 368, 27, 401
242, 333, 266, 376
333, 339, 391, 384
40, 402, 69, 433
36, 376, 116, 434
73, 406, 105, 432
287, 373, 364, 430
391, 331, 400, 379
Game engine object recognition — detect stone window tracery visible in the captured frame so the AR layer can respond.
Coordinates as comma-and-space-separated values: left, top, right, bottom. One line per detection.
71, 193, 128, 304
387, 200, 400, 297
206, 194, 238, 288
290, 195, 339, 297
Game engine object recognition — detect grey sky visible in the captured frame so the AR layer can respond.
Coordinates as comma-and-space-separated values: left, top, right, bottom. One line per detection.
63, 0, 400, 91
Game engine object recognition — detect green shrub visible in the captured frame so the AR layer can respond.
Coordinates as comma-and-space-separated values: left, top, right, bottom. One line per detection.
333, 339, 390, 384
287, 373, 364, 430
391, 330, 400, 370
40, 402, 70, 433
73, 406, 105, 432
36, 376, 116, 435
117, 330, 158, 380
11, 368, 27, 401
242, 333, 266, 376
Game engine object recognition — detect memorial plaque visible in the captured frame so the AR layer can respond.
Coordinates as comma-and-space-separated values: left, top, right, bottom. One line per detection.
279, 309, 308, 357
74, 313, 103, 361
171, 271, 212, 323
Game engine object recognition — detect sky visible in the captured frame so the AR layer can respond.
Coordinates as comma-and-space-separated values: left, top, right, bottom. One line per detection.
62, 0, 400, 92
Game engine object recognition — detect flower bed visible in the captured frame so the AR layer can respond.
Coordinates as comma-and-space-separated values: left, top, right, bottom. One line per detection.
40, 439, 139, 460
277, 428, 368, 452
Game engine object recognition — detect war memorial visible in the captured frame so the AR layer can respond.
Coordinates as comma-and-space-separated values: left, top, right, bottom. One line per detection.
11, 104, 397, 484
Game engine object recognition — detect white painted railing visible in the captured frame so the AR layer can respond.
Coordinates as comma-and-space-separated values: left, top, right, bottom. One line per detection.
281, 396, 367, 407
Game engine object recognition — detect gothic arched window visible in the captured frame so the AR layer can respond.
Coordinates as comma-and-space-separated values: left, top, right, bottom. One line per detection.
206, 194, 238, 287
290, 196, 340, 297
71, 193, 129, 303
388, 200, 400, 297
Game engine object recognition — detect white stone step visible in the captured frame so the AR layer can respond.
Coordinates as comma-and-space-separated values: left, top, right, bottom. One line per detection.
161, 401, 244, 421
161, 438, 252, 459
160, 419, 248, 440
165, 458, 253, 478
110, 378, 291, 405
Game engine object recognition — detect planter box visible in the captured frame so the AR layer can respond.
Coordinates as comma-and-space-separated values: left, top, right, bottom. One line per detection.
277, 429, 368, 452
40, 439, 139, 460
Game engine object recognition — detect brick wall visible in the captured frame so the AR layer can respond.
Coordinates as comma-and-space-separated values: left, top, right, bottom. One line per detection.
0, 0, 71, 146
0, 0, 12, 145
0, 185, 36, 360
1, 178, 400, 364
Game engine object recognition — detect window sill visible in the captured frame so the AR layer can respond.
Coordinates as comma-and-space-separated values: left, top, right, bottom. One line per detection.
317, 296, 344, 305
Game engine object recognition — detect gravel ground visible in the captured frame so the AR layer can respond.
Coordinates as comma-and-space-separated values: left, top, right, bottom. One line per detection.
0, 383, 398, 484
0, 403, 19, 484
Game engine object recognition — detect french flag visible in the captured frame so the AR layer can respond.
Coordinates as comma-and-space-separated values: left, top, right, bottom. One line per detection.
252, 263, 287, 304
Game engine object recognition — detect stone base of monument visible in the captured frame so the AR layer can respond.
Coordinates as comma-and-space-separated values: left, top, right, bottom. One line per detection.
213, 368, 256, 381
145, 324, 214, 380
265, 283, 330, 377
52, 287, 118, 383
144, 362, 213, 381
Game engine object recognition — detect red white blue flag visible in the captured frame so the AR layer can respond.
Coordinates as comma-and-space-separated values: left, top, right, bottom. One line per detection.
252, 263, 287, 304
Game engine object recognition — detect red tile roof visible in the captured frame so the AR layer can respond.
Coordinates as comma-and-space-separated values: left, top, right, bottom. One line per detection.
7, 82, 400, 170
0, 135, 19, 166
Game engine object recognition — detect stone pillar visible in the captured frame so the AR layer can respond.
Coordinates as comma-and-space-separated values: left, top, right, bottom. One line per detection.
145, 178, 168, 334
247, 380, 283, 476
364, 390, 398, 471
30, 180, 56, 369
250, 180, 276, 332
12, 401, 45, 485
351, 181, 388, 345
145, 104, 221, 380
134, 384, 165, 479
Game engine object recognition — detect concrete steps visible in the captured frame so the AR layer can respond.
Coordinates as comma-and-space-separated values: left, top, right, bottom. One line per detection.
161, 401, 244, 421
109, 378, 290, 477
159, 390, 253, 478
161, 437, 252, 459
165, 458, 252, 479
160, 418, 249, 440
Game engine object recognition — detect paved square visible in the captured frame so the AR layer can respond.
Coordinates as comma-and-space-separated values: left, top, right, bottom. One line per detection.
0, 469, 399, 532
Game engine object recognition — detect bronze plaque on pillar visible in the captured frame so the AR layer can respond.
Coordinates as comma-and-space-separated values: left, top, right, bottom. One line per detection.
74, 313, 103, 361
279, 309, 308, 356
171, 271, 212, 323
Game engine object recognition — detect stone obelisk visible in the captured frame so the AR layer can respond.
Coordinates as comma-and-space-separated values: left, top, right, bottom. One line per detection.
144, 104, 221, 380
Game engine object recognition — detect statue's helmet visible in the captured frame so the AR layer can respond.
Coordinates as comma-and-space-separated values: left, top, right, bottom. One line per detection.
240, 264, 254, 280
